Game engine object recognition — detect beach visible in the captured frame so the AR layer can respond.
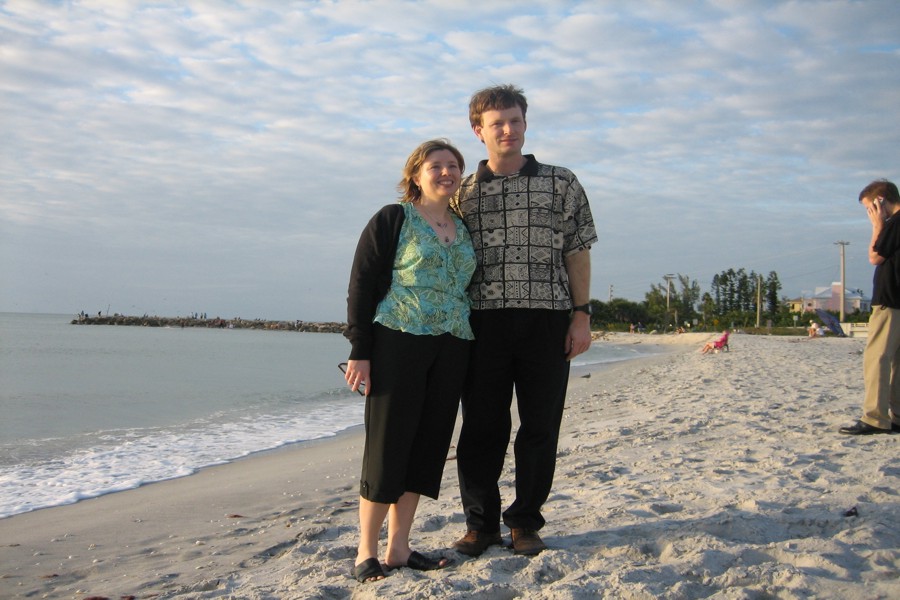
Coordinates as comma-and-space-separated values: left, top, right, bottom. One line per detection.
1, 332, 897, 599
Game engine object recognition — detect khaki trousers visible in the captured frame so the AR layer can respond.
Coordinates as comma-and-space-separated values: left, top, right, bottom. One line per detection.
862, 305, 900, 429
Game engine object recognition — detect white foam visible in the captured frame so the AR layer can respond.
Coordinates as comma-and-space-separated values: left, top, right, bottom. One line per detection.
0, 401, 365, 518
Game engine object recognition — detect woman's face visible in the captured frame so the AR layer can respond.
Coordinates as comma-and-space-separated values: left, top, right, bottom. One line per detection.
414, 149, 461, 202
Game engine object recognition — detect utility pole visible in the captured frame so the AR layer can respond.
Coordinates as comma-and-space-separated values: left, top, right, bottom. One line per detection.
608, 284, 613, 303
756, 274, 762, 328
663, 274, 675, 332
835, 241, 849, 321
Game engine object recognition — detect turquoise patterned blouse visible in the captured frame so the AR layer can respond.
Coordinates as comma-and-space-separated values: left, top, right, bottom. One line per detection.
374, 202, 476, 340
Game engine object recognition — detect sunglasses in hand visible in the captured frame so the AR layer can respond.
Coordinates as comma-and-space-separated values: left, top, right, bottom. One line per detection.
338, 362, 366, 396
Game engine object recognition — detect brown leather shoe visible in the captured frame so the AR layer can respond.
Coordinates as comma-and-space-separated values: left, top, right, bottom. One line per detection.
452, 529, 502, 556
510, 528, 547, 556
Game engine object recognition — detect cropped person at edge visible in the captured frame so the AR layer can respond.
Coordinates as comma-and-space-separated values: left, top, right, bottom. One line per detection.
343, 139, 477, 582
840, 179, 900, 436
450, 84, 598, 557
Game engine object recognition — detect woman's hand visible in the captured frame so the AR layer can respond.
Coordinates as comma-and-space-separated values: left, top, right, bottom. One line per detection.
345, 359, 371, 396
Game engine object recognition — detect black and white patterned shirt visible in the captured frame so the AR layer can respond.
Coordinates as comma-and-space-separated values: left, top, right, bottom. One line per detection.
452, 155, 597, 311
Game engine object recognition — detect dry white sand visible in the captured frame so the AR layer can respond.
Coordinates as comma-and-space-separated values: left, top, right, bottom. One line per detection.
1, 332, 898, 599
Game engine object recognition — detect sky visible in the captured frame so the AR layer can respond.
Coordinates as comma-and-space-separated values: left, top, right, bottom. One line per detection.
1, 0, 899, 322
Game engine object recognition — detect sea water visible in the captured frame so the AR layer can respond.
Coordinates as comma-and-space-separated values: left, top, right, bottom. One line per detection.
0, 313, 661, 518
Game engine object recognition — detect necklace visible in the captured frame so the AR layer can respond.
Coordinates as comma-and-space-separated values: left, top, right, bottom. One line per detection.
417, 205, 452, 244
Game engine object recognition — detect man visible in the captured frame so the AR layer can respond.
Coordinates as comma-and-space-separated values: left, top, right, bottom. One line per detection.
840, 179, 900, 435
450, 84, 597, 556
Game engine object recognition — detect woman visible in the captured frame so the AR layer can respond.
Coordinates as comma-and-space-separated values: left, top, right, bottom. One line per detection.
699, 329, 729, 354
343, 139, 476, 583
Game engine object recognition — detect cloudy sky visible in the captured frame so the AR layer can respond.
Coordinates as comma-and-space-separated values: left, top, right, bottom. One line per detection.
1, 1, 898, 321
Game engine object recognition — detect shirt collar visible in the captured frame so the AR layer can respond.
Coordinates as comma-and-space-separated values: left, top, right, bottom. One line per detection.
475, 154, 539, 182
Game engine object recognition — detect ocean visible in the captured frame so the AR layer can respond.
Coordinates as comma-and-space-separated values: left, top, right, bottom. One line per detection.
0, 312, 662, 519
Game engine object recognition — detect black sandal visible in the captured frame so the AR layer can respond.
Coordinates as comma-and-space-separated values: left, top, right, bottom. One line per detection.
404, 551, 454, 571
353, 557, 385, 583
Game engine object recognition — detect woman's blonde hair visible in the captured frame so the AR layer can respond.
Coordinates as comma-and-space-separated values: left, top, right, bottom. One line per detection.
397, 139, 465, 203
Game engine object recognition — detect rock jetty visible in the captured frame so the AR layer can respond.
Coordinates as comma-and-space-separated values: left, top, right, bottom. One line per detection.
72, 314, 347, 334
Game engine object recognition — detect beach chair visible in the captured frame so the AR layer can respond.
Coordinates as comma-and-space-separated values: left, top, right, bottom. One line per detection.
713, 332, 729, 352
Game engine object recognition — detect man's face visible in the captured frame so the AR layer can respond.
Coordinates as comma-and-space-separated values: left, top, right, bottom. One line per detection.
473, 106, 526, 158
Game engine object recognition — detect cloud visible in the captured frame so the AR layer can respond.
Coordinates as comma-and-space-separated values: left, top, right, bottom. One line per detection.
1, 0, 898, 319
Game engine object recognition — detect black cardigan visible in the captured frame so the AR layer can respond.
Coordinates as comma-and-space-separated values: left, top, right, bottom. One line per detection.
344, 204, 406, 359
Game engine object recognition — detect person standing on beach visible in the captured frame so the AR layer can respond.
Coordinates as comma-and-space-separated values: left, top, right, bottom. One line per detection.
450, 84, 597, 556
343, 139, 477, 582
840, 179, 900, 436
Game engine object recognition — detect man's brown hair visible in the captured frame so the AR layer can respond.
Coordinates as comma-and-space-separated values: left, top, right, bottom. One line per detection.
859, 179, 900, 205
468, 84, 528, 128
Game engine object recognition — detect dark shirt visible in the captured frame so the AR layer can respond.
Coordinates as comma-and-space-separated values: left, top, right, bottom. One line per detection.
872, 214, 900, 308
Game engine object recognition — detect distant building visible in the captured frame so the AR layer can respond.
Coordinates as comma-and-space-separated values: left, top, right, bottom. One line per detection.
788, 282, 870, 314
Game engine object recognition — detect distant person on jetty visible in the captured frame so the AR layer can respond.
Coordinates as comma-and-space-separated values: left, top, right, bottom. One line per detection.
343, 139, 476, 582
699, 330, 729, 354
450, 84, 597, 557
840, 179, 900, 436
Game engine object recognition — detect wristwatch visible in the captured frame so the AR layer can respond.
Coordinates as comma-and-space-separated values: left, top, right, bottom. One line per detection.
572, 303, 592, 315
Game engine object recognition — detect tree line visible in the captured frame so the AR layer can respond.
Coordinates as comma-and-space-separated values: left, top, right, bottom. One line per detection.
589, 268, 865, 332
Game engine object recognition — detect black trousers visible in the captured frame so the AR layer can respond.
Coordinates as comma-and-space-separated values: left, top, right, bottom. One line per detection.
456, 309, 570, 532
360, 324, 470, 504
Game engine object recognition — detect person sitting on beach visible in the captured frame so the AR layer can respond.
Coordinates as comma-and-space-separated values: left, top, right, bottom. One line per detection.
700, 330, 729, 354
808, 321, 820, 338
343, 139, 476, 583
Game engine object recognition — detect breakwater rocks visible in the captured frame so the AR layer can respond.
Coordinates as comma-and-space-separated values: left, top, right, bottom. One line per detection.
72, 314, 347, 334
